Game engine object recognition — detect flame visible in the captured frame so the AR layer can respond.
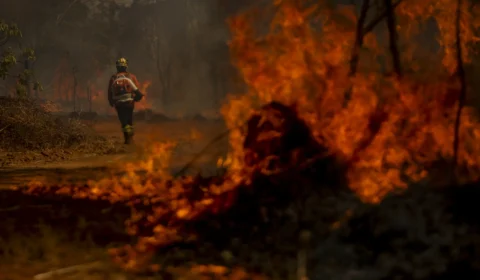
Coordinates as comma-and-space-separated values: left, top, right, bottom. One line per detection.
51, 59, 108, 111
20, 0, 480, 272
221, 0, 480, 203
136, 80, 153, 110
52, 58, 74, 102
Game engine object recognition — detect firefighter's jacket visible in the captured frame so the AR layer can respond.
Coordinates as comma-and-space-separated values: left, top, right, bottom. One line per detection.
108, 72, 140, 106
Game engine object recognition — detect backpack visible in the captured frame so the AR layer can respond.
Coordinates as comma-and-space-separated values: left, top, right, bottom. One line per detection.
112, 73, 136, 96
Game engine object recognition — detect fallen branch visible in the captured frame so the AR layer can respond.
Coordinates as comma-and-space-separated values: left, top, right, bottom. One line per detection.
33, 261, 103, 280
174, 128, 232, 178
0, 124, 10, 134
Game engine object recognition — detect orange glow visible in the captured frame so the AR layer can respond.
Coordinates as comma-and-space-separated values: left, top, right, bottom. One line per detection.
51, 59, 107, 110
20, 0, 480, 272
52, 57, 74, 102
136, 80, 153, 110
221, 0, 480, 204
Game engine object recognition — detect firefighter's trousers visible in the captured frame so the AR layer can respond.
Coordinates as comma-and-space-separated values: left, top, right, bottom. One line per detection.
115, 102, 134, 144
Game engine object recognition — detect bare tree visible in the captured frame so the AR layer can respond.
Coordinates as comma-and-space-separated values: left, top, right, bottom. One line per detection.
72, 66, 78, 112
452, 0, 467, 184
384, 0, 402, 77
349, 0, 370, 77
185, 0, 207, 99
203, 1, 231, 107
207, 42, 229, 107
86, 84, 92, 112
23, 55, 32, 97
344, 0, 404, 105
145, 17, 172, 108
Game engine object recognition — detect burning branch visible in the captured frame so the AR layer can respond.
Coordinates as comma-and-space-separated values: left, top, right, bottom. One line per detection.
174, 128, 232, 178
452, 0, 467, 184
345, 0, 404, 103
348, 0, 370, 77
385, 0, 402, 77
349, 0, 404, 76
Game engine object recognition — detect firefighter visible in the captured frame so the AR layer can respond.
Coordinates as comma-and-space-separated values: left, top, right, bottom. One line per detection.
108, 57, 144, 144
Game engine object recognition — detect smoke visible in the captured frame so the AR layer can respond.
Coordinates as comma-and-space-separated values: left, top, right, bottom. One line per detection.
0, 0, 242, 116
114, 0, 135, 7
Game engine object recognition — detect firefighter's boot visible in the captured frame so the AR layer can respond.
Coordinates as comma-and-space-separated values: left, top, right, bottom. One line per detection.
123, 125, 134, 145
123, 132, 131, 144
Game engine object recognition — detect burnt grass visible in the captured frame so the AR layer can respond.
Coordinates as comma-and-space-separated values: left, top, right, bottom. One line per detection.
2, 102, 480, 279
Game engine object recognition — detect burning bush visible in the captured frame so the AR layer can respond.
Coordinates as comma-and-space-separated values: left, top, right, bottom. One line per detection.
0, 97, 119, 165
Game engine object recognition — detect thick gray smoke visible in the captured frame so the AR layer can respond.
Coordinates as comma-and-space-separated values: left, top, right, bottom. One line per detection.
0, 0, 241, 117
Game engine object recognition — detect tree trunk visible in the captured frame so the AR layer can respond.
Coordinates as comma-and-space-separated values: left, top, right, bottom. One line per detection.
385, 0, 402, 77
72, 67, 77, 112
24, 59, 31, 98
349, 0, 370, 76
452, 0, 466, 184
155, 46, 171, 107
87, 85, 92, 112
155, 58, 165, 106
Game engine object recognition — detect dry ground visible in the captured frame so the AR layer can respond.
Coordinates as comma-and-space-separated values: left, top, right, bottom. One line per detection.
0, 119, 229, 279
93, 120, 228, 170
0, 119, 228, 189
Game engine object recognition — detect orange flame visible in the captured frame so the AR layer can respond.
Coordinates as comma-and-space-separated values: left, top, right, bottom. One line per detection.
21, 0, 480, 272
136, 80, 153, 110
221, 0, 480, 203
51, 60, 108, 110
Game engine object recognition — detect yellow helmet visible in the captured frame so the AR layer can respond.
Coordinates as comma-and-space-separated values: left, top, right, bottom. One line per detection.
116, 57, 128, 68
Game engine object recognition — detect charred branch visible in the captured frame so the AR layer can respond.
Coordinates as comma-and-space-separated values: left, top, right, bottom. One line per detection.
348, 0, 370, 76
385, 0, 402, 77
452, 0, 467, 184
363, 0, 403, 35
345, 0, 404, 104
